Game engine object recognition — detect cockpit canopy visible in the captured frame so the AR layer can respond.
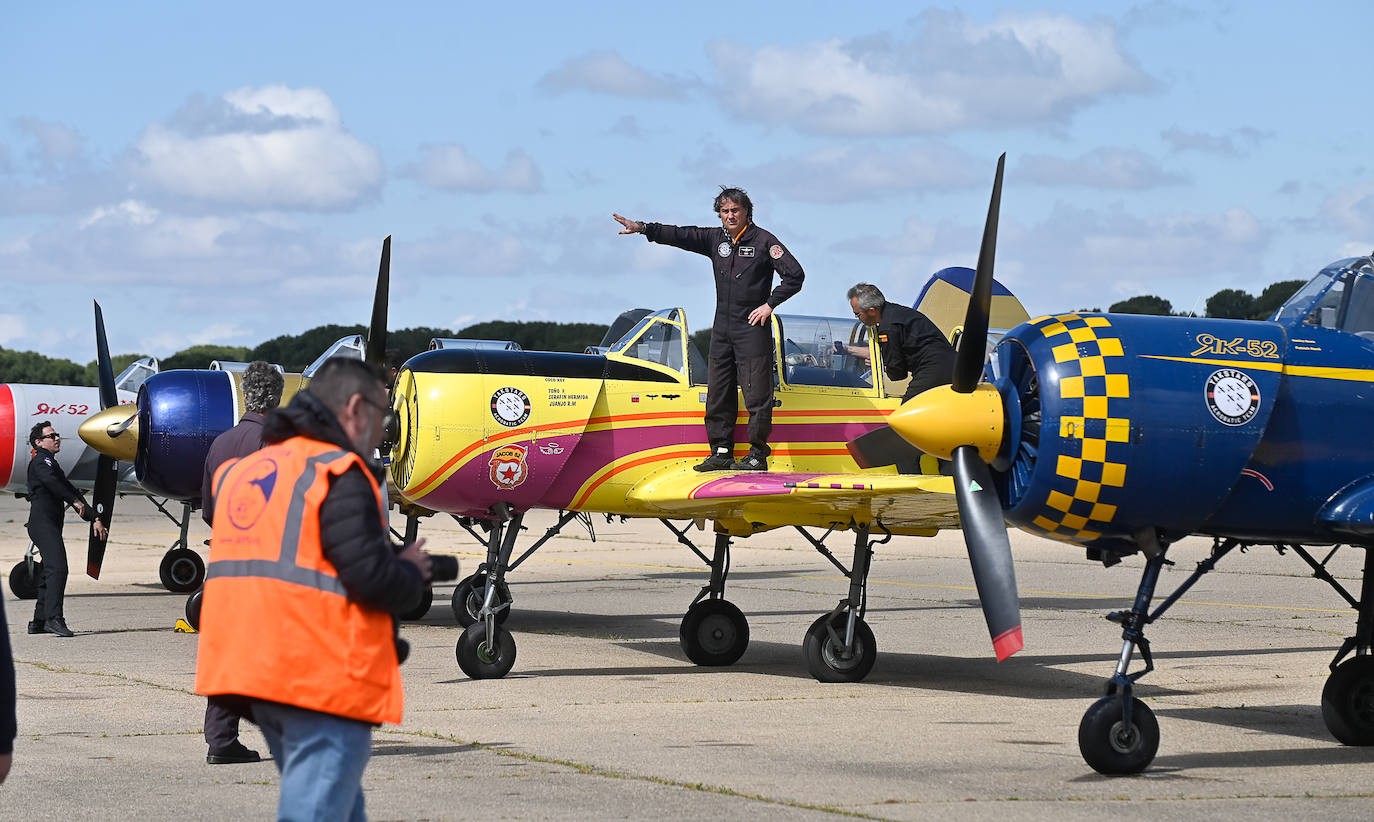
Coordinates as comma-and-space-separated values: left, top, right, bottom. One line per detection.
1274, 256, 1374, 337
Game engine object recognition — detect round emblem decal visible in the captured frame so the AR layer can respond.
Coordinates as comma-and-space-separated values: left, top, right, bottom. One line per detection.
717, 242, 732, 258
226, 457, 278, 530
491, 387, 531, 427
769, 244, 783, 259
1205, 369, 1260, 426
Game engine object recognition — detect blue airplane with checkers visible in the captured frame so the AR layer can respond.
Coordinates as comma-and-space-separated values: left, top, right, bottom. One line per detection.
850, 153, 1374, 775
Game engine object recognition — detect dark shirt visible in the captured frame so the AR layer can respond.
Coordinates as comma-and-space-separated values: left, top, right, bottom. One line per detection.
26, 447, 90, 528
643, 222, 804, 327
1, 594, 15, 756
875, 301, 958, 398
201, 413, 267, 526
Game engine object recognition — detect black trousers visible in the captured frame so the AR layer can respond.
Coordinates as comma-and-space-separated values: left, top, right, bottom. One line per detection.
27, 520, 67, 622
205, 698, 243, 750
705, 324, 774, 456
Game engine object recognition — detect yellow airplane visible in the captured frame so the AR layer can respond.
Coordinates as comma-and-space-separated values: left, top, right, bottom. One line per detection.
387, 160, 1029, 680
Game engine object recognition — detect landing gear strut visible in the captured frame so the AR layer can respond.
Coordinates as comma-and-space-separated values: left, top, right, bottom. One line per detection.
1318, 546, 1374, 745
800, 524, 883, 683
150, 499, 205, 593
8, 543, 42, 600
678, 532, 750, 666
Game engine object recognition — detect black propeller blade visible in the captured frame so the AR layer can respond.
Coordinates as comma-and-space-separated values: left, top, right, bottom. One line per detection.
951, 446, 1022, 659
366, 235, 391, 367
87, 301, 118, 579
951, 153, 1021, 659
953, 153, 1004, 393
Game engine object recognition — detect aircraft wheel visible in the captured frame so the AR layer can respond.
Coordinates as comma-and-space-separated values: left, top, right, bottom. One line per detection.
159, 547, 205, 593
185, 588, 203, 631
1078, 695, 1160, 775
1321, 655, 1374, 745
803, 612, 877, 683
450, 572, 511, 627
400, 587, 433, 621
679, 599, 749, 666
9, 560, 42, 600
455, 621, 517, 679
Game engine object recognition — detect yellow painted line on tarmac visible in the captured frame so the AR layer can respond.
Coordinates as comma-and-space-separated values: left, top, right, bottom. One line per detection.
438, 550, 1355, 614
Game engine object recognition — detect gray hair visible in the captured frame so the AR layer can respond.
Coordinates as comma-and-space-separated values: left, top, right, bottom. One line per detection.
847, 283, 885, 311
242, 360, 285, 414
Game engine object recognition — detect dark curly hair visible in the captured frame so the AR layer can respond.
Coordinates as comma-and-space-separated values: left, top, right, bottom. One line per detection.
713, 186, 753, 221
29, 420, 54, 449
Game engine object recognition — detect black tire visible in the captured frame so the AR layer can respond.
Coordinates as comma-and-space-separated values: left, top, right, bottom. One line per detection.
400, 587, 434, 621
185, 588, 203, 631
450, 572, 510, 627
679, 599, 749, 666
803, 611, 877, 683
1322, 655, 1374, 745
159, 547, 205, 593
1078, 695, 1160, 775
455, 621, 517, 679
9, 560, 41, 600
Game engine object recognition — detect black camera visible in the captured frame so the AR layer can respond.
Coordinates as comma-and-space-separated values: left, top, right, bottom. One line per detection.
430, 554, 461, 582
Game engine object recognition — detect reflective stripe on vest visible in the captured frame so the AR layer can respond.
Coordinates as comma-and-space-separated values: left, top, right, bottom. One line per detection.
206, 449, 349, 595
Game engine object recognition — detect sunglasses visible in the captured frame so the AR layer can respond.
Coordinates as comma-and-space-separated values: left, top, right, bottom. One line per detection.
40, 433, 61, 440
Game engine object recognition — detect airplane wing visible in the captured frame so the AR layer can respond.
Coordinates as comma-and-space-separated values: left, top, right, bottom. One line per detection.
625, 465, 960, 535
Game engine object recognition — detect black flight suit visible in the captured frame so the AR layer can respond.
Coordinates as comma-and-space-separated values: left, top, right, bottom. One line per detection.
26, 447, 94, 625
643, 222, 804, 456
876, 301, 958, 401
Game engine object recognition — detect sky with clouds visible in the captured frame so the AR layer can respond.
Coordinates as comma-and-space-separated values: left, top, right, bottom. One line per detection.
3, 1, 1371, 363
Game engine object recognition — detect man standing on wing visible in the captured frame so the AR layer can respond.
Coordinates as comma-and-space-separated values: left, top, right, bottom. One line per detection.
614, 187, 804, 472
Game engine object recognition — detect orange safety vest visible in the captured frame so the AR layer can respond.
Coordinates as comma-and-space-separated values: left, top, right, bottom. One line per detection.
194, 436, 403, 725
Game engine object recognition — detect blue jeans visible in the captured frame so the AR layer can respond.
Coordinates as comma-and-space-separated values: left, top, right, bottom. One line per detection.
252, 701, 372, 822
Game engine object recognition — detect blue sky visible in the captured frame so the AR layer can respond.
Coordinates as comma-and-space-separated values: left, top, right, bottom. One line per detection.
3, 1, 1371, 363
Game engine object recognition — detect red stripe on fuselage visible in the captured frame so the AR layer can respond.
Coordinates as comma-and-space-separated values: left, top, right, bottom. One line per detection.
0, 385, 14, 488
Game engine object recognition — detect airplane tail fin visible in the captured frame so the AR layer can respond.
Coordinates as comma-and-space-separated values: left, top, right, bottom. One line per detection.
913, 266, 1030, 345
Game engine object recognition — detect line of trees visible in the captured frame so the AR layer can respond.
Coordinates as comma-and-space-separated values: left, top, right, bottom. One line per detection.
0, 320, 611, 385
1107, 280, 1306, 319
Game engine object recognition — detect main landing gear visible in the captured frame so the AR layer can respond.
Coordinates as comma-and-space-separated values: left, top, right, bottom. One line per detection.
1077, 534, 1374, 775
8, 543, 43, 600
662, 520, 888, 681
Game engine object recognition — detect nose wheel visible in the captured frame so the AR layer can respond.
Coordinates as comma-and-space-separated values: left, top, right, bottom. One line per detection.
456, 621, 517, 679
1078, 695, 1160, 775
8, 556, 41, 600
451, 569, 512, 627
159, 547, 205, 593
1322, 655, 1374, 745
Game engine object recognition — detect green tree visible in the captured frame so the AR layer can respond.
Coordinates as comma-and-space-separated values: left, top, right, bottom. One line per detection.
690, 327, 713, 360
1252, 279, 1305, 319
0, 348, 88, 385
250, 324, 367, 371
161, 345, 252, 371
1206, 288, 1256, 319
1108, 295, 1174, 315
455, 321, 608, 352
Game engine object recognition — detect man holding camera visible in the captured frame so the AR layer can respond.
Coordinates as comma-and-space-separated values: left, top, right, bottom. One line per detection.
196, 357, 433, 821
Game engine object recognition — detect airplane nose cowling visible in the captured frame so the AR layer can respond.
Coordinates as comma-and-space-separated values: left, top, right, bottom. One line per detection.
887, 383, 1005, 463
79, 404, 141, 462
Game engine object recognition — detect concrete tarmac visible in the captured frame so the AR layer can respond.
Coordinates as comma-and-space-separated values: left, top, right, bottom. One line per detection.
2, 494, 1372, 820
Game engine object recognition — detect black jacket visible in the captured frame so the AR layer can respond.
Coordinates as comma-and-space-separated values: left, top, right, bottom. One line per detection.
644, 222, 804, 328
876, 302, 958, 398
26, 447, 92, 529
257, 392, 424, 616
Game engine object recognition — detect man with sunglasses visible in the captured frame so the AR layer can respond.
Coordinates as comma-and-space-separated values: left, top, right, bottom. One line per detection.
196, 360, 285, 766
197, 357, 432, 820
25, 421, 106, 637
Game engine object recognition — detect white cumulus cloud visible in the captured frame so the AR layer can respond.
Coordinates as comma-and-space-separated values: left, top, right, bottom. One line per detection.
709, 9, 1152, 136
128, 85, 383, 210
400, 144, 542, 193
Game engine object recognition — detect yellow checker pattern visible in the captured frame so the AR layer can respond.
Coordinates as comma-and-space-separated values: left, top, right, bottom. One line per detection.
1025, 313, 1131, 543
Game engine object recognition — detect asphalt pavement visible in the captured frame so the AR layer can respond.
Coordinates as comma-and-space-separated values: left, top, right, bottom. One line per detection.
2, 494, 1372, 820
